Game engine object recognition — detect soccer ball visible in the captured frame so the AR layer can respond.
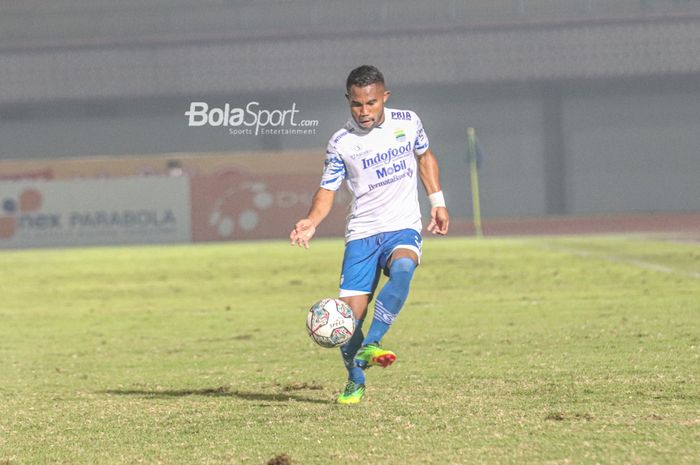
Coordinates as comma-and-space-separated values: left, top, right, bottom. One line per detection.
306, 298, 355, 348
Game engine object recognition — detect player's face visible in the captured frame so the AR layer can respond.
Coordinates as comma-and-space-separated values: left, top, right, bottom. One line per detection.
346, 83, 390, 130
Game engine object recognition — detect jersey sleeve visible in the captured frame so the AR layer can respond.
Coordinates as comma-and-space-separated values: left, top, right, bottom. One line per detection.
414, 113, 430, 156
320, 141, 346, 191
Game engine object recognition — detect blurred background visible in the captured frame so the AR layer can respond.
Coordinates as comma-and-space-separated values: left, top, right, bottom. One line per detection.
1, 0, 699, 247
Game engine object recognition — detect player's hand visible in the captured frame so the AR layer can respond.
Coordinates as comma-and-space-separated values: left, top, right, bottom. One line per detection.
290, 218, 317, 249
427, 207, 449, 235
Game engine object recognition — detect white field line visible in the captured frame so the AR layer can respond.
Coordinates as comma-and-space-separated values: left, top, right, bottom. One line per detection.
539, 243, 700, 280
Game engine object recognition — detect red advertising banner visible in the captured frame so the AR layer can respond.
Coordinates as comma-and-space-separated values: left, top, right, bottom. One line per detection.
190, 168, 349, 241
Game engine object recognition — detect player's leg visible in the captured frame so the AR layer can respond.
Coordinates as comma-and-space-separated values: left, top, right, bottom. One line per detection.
339, 294, 370, 381
341, 294, 370, 321
336, 294, 369, 404
363, 248, 418, 346
336, 236, 382, 404
356, 229, 421, 369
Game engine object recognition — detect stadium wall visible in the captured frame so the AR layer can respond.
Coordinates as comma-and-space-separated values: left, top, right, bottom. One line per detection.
2, 78, 699, 220
0, 152, 350, 249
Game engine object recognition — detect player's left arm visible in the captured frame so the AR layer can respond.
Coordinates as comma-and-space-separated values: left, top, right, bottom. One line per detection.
417, 148, 449, 235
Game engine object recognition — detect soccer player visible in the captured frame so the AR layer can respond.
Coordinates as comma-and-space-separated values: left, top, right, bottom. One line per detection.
290, 65, 449, 404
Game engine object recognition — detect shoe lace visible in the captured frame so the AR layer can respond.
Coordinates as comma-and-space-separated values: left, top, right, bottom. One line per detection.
343, 381, 359, 394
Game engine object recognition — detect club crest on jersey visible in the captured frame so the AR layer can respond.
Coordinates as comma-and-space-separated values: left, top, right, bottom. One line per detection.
394, 129, 406, 142
391, 111, 411, 121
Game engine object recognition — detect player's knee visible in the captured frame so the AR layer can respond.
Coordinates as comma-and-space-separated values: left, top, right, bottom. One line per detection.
385, 258, 416, 303
390, 257, 417, 283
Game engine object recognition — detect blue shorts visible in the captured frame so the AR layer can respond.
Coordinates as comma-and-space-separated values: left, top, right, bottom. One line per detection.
339, 229, 422, 297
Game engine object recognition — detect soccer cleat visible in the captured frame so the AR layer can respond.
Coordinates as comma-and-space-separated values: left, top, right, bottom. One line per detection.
354, 343, 397, 369
336, 381, 365, 404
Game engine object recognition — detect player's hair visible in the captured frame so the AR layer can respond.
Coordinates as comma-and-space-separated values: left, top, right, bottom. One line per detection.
346, 65, 385, 93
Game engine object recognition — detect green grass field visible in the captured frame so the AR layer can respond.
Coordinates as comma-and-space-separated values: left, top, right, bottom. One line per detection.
1, 236, 698, 465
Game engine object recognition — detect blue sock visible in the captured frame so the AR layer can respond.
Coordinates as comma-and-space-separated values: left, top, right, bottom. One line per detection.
340, 318, 365, 384
364, 257, 417, 346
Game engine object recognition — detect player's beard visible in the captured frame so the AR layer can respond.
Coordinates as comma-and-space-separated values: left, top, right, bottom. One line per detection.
356, 113, 383, 131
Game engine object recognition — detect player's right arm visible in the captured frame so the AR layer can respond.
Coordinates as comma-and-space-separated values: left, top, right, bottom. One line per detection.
290, 187, 336, 249
290, 136, 347, 249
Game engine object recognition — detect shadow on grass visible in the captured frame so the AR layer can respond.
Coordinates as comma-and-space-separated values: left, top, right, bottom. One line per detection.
100, 386, 329, 404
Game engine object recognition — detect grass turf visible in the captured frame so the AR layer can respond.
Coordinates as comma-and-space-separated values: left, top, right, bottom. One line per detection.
0, 236, 698, 465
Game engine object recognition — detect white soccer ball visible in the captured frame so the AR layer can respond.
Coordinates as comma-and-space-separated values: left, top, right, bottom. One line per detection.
306, 298, 355, 348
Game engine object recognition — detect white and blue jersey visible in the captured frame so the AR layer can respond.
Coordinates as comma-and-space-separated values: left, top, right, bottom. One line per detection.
321, 107, 430, 242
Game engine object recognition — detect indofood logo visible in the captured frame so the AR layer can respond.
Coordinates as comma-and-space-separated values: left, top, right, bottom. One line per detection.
360, 141, 412, 170
185, 101, 319, 136
0, 187, 177, 241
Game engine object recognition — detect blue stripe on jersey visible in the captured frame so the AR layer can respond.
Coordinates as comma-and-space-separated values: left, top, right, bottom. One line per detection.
322, 176, 341, 186
321, 156, 346, 186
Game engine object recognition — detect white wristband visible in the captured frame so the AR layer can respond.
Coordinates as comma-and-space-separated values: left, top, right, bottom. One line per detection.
428, 191, 446, 208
